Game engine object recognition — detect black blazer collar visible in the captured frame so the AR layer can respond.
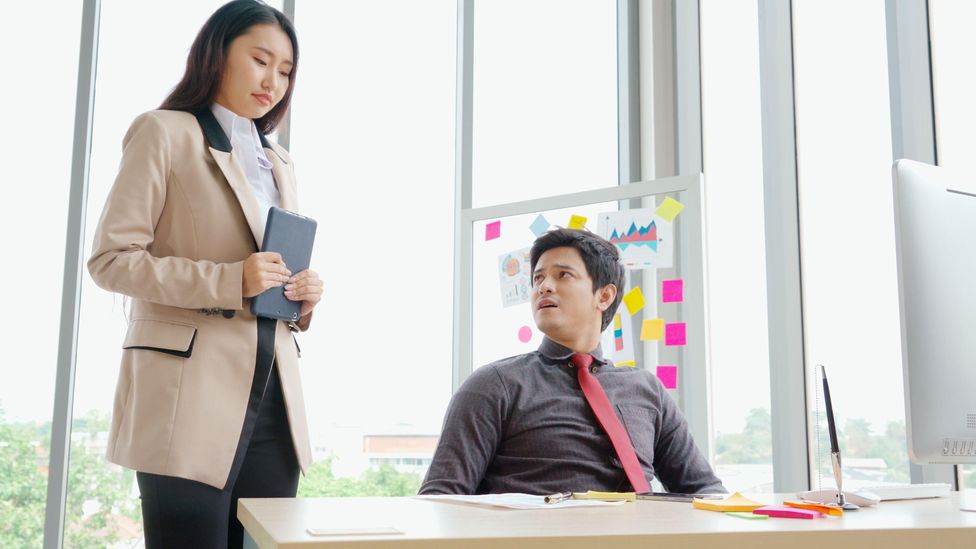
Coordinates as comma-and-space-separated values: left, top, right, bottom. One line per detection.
191, 108, 272, 153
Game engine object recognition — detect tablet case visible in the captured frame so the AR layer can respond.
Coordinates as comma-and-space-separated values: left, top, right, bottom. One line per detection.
250, 207, 318, 321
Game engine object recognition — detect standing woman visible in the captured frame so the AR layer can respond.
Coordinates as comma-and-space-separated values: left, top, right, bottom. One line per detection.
87, 1, 322, 546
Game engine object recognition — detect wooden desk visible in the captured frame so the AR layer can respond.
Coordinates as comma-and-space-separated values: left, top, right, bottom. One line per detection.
239, 492, 976, 548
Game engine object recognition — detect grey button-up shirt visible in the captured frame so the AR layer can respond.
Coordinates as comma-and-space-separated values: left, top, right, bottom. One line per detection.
420, 338, 726, 495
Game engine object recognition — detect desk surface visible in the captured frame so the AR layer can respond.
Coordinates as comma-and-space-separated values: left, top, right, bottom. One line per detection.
239, 492, 976, 549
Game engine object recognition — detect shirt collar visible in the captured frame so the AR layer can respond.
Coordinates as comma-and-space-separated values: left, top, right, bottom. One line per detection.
210, 102, 265, 154
537, 337, 608, 365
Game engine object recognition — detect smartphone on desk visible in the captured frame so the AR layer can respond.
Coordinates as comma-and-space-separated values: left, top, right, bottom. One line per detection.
636, 492, 724, 502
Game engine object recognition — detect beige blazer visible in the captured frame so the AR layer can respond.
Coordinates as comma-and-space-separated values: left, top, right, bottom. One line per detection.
88, 109, 313, 489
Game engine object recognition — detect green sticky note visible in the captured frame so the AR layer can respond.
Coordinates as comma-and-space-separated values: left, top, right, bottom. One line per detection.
726, 512, 767, 520
656, 197, 685, 222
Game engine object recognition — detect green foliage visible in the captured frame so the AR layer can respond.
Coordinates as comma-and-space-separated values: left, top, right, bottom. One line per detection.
0, 419, 47, 547
0, 408, 140, 548
715, 407, 911, 483
298, 457, 422, 497
715, 408, 773, 464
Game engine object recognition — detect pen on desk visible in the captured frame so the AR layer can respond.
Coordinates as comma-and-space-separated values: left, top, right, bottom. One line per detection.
544, 491, 574, 504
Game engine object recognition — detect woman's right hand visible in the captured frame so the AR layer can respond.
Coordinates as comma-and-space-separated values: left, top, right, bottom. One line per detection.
242, 252, 292, 298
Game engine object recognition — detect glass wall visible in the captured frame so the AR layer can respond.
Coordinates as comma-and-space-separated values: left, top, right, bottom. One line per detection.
792, 0, 907, 487
699, 0, 773, 492
928, 0, 976, 489
0, 4, 83, 547
288, 0, 456, 494
472, 0, 617, 207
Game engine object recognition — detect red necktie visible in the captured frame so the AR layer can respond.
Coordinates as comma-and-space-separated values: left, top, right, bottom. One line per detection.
573, 352, 651, 493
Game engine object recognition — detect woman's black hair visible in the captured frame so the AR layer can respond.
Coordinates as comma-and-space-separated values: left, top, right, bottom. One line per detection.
160, 0, 298, 134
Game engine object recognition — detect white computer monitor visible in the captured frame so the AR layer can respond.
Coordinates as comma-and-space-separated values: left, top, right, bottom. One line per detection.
893, 159, 976, 464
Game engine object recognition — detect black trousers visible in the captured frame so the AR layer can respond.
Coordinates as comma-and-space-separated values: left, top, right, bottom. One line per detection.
137, 319, 299, 549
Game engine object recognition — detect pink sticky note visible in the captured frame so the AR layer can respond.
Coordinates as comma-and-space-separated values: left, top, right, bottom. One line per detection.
517, 325, 532, 343
485, 221, 501, 241
664, 323, 686, 346
662, 279, 683, 303
752, 505, 823, 519
656, 366, 678, 389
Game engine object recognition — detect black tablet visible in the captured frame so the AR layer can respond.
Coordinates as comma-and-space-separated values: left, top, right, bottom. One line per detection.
250, 207, 318, 321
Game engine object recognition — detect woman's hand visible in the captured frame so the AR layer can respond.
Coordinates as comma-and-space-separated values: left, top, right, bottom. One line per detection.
284, 269, 323, 317
242, 252, 291, 298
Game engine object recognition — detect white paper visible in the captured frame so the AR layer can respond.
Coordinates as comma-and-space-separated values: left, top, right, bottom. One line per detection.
498, 247, 532, 307
415, 493, 626, 510
597, 209, 673, 270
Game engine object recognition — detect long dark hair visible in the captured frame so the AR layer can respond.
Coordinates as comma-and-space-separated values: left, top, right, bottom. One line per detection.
160, 0, 298, 135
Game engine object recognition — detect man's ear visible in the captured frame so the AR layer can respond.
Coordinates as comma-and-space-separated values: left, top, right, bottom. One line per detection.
596, 284, 617, 312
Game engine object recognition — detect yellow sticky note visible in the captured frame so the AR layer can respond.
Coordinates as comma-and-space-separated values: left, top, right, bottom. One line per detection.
656, 196, 685, 222
615, 360, 636, 368
568, 214, 588, 230
640, 319, 664, 341
622, 287, 646, 315
693, 492, 764, 513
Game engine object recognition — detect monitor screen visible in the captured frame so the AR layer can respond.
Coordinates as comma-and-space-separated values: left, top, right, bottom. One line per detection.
893, 159, 976, 464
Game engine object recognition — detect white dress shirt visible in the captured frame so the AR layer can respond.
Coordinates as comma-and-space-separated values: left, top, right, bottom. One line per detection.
210, 102, 281, 226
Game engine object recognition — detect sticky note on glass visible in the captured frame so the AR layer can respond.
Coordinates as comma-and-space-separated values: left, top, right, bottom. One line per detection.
622, 287, 645, 315
530, 214, 550, 237
485, 220, 501, 241
664, 322, 686, 346
615, 360, 636, 368
656, 197, 684, 222
568, 214, 587, 230
656, 366, 677, 389
640, 319, 664, 341
661, 279, 683, 303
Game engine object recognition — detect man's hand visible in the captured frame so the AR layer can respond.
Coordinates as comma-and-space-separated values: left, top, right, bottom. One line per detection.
284, 269, 323, 317
242, 252, 291, 298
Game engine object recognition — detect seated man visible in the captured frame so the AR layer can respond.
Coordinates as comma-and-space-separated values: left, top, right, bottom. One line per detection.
420, 228, 725, 495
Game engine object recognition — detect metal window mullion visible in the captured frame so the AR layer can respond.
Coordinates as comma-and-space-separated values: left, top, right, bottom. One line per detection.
885, 0, 957, 488
672, 0, 710, 460
44, 1, 100, 547
757, 0, 809, 493
277, 0, 296, 150
453, 0, 474, 392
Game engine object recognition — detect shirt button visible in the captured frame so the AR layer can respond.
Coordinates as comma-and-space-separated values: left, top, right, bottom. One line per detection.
591, 366, 598, 374
568, 363, 574, 368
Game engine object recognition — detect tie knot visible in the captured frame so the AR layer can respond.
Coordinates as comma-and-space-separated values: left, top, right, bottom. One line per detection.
571, 353, 594, 369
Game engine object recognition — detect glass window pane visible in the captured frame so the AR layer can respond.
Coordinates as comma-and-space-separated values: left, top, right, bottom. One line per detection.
700, 0, 773, 492
472, 0, 617, 207
289, 0, 455, 495
793, 0, 907, 487
71, 2, 281, 546
929, 0, 976, 488
0, 4, 82, 547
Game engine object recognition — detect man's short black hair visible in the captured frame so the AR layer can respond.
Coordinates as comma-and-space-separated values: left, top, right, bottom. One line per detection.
530, 228, 625, 331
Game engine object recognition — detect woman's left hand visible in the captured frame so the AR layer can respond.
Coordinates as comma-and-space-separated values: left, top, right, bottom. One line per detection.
284, 269, 323, 317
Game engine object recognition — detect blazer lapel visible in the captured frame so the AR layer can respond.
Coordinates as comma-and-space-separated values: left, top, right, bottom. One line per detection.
193, 109, 266, 246
263, 142, 298, 212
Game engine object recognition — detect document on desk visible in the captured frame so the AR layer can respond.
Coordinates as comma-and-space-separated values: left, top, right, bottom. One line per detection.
416, 493, 626, 510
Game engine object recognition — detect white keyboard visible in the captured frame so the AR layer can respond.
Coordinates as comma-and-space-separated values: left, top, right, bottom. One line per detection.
854, 482, 951, 501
